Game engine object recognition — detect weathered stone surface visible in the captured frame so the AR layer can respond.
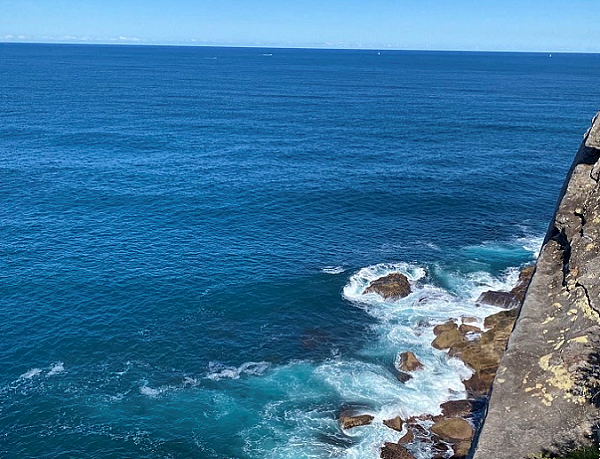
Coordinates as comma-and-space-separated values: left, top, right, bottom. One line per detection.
510, 265, 535, 303
380, 442, 416, 459
398, 429, 414, 444
339, 413, 374, 429
432, 322, 466, 350
585, 113, 600, 149
440, 399, 485, 418
451, 441, 472, 458
431, 418, 474, 442
476, 290, 519, 309
473, 113, 600, 459
383, 416, 404, 432
365, 273, 411, 300
397, 351, 423, 372
458, 324, 481, 335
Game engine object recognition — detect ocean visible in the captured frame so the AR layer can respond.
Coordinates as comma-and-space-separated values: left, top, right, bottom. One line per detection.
1, 43, 599, 459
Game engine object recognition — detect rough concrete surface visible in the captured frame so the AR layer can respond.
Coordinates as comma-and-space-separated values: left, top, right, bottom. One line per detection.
472, 113, 600, 459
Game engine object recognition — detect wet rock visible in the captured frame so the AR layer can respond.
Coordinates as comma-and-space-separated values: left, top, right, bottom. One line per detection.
458, 324, 481, 335
509, 265, 535, 303
380, 442, 416, 459
398, 430, 415, 444
339, 413, 374, 429
397, 351, 424, 372
365, 273, 411, 300
440, 399, 484, 418
383, 416, 404, 432
432, 323, 466, 350
431, 418, 474, 442
396, 371, 413, 383
476, 291, 519, 309
461, 317, 479, 324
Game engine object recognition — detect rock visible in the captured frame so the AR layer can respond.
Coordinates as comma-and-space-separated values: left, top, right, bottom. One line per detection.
432, 325, 466, 350
433, 320, 458, 336
510, 265, 535, 303
585, 112, 600, 149
451, 441, 472, 458
380, 443, 416, 459
458, 324, 481, 335
398, 430, 414, 444
383, 416, 404, 432
483, 308, 518, 330
396, 371, 413, 383
339, 413, 374, 429
431, 418, 474, 442
440, 399, 484, 418
476, 291, 519, 309
461, 316, 479, 324
365, 273, 411, 300
397, 351, 424, 372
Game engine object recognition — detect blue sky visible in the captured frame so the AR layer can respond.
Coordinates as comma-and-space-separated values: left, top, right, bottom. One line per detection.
1, 0, 598, 52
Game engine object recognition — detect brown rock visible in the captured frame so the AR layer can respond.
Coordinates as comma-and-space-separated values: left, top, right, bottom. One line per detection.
459, 324, 481, 335
398, 430, 415, 444
433, 320, 458, 336
483, 308, 518, 330
461, 316, 478, 324
396, 371, 413, 383
339, 413, 374, 429
380, 443, 416, 459
365, 273, 412, 300
397, 351, 424, 372
432, 327, 466, 350
440, 399, 484, 418
510, 265, 535, 303
463, 373, 493, 397
451, 440, 472, 458
476, 291, 519, 309
383, 416, 404, 432
431, 418, 474, 442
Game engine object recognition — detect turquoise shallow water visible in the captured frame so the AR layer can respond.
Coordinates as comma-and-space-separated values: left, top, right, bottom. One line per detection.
1, 44, 600, 458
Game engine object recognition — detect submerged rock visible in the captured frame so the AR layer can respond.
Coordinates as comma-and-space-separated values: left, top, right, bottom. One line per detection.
364, 273, 411, 300
440, 399, 485, 418
383, 416, 404, 432
397, 351, 424, 372
396, 371, 413, 383
339, 413, 374, 429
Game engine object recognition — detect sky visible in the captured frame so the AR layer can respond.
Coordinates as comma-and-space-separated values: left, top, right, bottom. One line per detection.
0, 0, 599, 52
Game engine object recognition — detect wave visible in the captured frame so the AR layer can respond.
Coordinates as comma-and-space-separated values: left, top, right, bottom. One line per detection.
47, 362, 65, 376
322, 266, 346, 274
206, 361, 271, 381
19, 368, 43, 380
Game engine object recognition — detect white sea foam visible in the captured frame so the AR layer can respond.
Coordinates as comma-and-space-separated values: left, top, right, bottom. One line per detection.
139, 383, 162, 398
322, 266, 345, 274
206, 361, 271, 381
517, 235, 544, 256
47, 362, 65, 376
20, 368, 42, 379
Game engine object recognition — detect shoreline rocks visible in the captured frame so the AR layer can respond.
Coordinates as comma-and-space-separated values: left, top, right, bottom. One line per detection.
364, 272, 412, 300
339, 412, 374, 430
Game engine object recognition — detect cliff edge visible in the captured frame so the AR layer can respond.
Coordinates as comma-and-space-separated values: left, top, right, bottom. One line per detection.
473, 113, 600, 458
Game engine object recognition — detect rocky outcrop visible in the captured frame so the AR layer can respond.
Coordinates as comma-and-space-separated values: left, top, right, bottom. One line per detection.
472, 113, 600, 459
475, 290, 519, 309
383, 416, 404, 432
339, 413, 374, 429
397, 351, 424, 372
365, 273, 411, 300
380, 442, 416, 459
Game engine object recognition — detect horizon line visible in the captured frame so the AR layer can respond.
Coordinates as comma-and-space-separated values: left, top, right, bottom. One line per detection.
1, 40, 599, 55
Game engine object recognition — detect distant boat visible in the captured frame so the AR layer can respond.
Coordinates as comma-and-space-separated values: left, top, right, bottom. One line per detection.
549, 54, 552, 58
262, 53, 273, 56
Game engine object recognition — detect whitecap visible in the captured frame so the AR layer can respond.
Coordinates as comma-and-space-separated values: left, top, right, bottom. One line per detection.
140, 384, 162, 398
47, 362, 65, 376
20, 368, 42, 379
321, 266, 345, 275
206, 361, 271, 381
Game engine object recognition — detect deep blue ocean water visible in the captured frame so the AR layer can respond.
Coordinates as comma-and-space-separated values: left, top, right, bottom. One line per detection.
1, 44, 600, 459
